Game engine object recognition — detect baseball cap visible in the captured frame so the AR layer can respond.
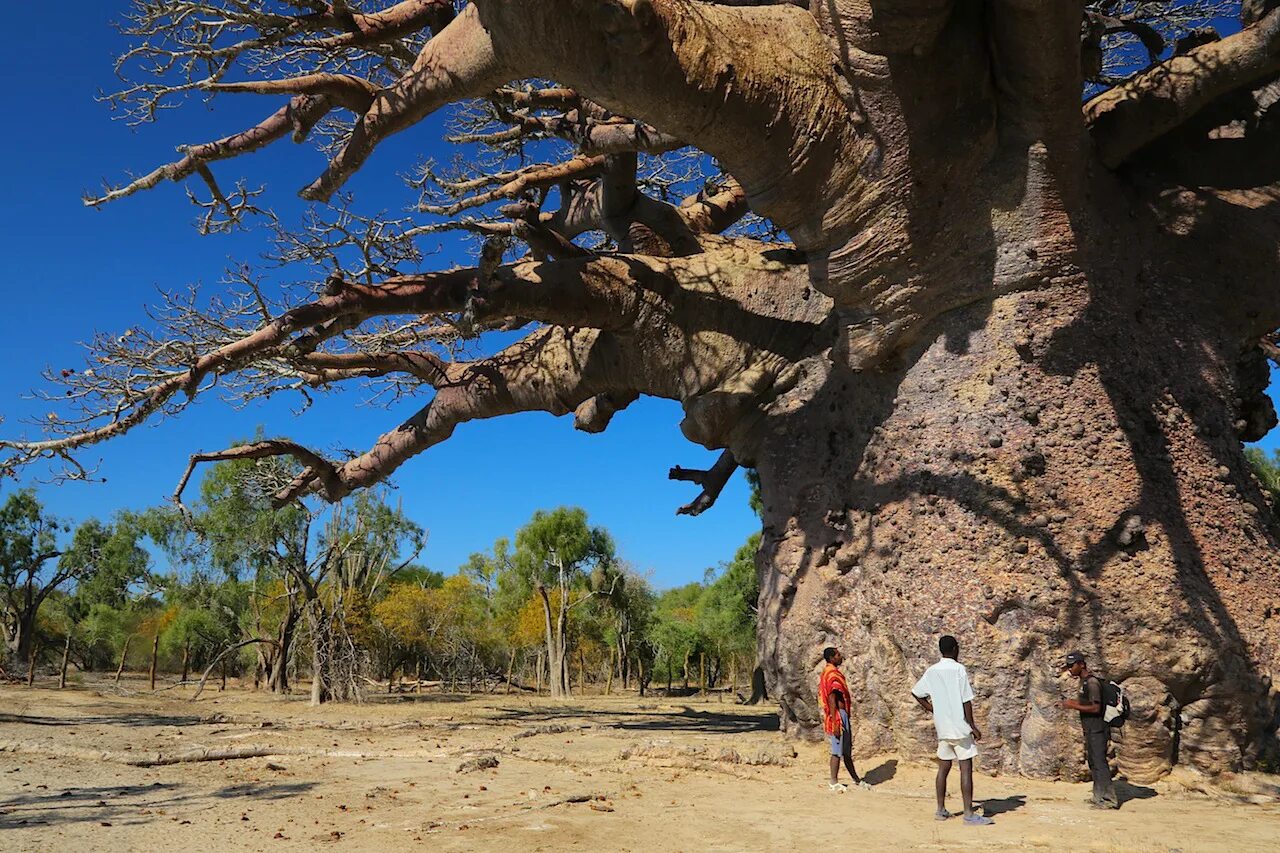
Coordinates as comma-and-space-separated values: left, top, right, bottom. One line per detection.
1061, 651, 1086, 670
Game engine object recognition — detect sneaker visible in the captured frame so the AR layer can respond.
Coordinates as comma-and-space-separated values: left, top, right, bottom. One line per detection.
935, 809, 954, 821
828, 782, 848, 793
963, 814, 995, 826
854, 780, 872, 791
1090, 800, 1120, 810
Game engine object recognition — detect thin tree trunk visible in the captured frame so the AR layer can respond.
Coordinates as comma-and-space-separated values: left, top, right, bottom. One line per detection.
683, 650, 690, 690
149, 634, 160, 691
667, 660, 672, 695
181, 642, 190, 683
220, 658, 227, 692
59, 633, 71, 689
505, 649, 516, 695
27, 639, 40, 687
605, 647, 614, 696
699, 653, 705, 696
729, 656, 737, 697
535, 649, 543, 695
115, 635, 133, 685
577, 647, 585, 695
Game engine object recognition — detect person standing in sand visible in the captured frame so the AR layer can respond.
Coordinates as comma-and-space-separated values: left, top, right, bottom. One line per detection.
1060, 650, 1120, 810
818, 646, 869, 792
910, 635, 994, 825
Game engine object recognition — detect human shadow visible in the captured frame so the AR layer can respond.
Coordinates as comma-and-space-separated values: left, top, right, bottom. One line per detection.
980, 795, 1027, 816
1116, 781, 1158, 806
862, 759, 898, 786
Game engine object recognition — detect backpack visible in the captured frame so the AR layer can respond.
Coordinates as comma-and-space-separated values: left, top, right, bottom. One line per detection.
1099, 678, 1130, 727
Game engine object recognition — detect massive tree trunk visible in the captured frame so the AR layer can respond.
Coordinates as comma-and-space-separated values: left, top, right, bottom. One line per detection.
10, 0, 1280, 781
754, 179, 1280, 781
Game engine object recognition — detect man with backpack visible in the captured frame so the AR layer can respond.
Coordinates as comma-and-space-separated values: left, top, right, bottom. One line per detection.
1060, 650, 1120, 809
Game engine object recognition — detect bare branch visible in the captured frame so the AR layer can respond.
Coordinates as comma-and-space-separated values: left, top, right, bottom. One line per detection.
173, 440, 341, 511
86, 95, 331, 207
669, 450, 739, 516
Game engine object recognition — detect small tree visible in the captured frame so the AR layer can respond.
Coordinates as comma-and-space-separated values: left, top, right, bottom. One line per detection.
501, 508, 615, 698
0, 491, 63, 667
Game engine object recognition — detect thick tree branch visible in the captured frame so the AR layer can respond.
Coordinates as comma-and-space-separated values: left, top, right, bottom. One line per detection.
285, 325, 639, 501
206, 73, 379, 112
304, 0, 859, 246
303, 3, 510, 200
0, 254, 674, 469
1086, 7, 1280, 167
308, 0, 455, 49
678, 178, 749, 235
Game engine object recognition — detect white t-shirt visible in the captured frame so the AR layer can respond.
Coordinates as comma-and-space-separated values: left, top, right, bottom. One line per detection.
911, 658, 975, 741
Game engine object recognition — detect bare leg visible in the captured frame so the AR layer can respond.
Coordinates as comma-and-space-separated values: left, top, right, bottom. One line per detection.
960, 757, 975, 817
830, 754, 841, 785
840, 724, 862, 783
935, 758, 952, 813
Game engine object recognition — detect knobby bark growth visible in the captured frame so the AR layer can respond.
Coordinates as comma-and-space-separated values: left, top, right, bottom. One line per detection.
3, 1, 1279, 779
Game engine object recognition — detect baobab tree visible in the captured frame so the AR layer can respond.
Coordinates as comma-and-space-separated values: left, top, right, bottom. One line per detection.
2, 1, 1279, 779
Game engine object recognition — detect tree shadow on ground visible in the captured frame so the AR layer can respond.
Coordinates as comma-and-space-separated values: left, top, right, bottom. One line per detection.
0, 780, 318, 830
862, 759, 897, 785
363, 693, 472, 705
980, 794, 1027, 816
0, 712, 209, 728
489, 704, 779, 734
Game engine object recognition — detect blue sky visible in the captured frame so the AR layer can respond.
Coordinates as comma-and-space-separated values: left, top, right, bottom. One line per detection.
1, 3, 1275, 589
0, 3, 758, 589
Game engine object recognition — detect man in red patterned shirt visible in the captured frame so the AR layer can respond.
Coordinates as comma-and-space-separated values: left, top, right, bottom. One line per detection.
819, 647, 869, 792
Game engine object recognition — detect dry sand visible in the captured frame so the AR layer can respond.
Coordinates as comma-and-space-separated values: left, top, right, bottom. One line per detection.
1, 677, 1277, 852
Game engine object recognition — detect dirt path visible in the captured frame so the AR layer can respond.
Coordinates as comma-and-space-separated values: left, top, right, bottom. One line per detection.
1, 679, 1277, 852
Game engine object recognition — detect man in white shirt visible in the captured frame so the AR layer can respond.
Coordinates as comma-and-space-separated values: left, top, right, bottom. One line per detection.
911, 635, 993, 825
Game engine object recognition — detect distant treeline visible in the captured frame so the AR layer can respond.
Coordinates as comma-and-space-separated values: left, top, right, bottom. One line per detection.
2, 451, 761, 702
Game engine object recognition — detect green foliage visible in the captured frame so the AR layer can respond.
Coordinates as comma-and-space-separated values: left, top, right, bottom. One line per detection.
0, 490, 60, 584
59, 516, 150, 609
1246, 447, 1280, 507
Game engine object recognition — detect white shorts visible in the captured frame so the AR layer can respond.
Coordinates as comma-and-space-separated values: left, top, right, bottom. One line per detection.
937, 736, 978, 761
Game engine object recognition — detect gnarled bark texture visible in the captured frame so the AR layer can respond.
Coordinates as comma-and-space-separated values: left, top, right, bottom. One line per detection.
6, 1, 1280, 779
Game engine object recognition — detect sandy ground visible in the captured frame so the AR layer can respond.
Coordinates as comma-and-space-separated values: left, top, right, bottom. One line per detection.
1, 677, 1278, 852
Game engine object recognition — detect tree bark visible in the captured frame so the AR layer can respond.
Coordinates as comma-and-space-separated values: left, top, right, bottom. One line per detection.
754, 232, 1280, 780
181, 641, 190, 684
